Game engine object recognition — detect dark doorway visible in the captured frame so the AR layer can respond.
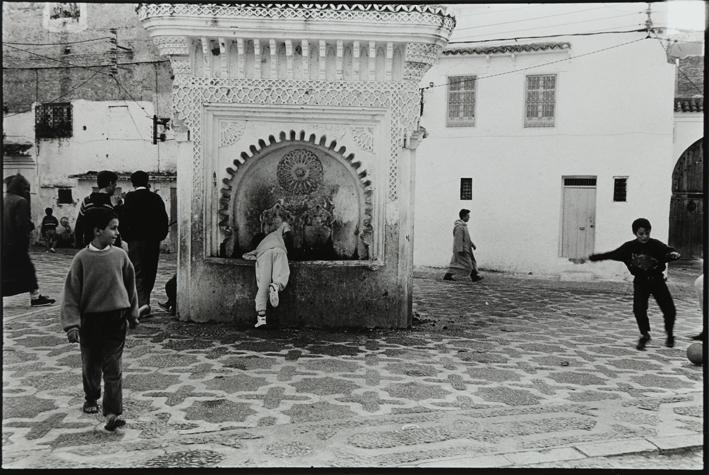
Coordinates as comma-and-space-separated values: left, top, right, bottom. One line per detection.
669, 138, 704, 259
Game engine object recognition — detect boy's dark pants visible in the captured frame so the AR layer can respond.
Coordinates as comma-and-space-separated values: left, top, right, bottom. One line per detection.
80, 309, 127, 416
633, 276, 676, 336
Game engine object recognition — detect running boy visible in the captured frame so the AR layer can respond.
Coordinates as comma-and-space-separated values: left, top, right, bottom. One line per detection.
589, 218, 680, 350
61, 207, 139, 431
41, 207, 59, 253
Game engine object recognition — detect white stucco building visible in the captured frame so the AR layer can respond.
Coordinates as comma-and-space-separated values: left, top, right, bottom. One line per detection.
414, 32, 682, 280
3, 100, 179, 251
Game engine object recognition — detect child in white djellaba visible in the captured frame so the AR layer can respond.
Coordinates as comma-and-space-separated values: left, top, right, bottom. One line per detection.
242, 217, 291, 328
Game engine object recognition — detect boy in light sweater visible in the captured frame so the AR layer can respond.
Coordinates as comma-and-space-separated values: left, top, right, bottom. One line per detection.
61, 207, 139, 431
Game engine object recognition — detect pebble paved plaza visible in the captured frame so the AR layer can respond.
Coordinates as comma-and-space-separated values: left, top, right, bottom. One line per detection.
2, 249, 704, 468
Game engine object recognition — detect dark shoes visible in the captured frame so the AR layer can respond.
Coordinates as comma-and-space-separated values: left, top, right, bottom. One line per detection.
105, 414, 126, 431
665, 335, 675, 348
691, 331, 705, 341
443, 273, 454, 281
31, 295, 56, 307
471, 274, 484, 282
158, 300, 176, 316
636, 334, 651, 351
82, 401, 99, 414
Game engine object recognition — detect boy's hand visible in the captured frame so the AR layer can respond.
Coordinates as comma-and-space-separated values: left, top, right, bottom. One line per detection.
668, 251, 681, 261
129, 317, 139, 329
66, 328, 80, 343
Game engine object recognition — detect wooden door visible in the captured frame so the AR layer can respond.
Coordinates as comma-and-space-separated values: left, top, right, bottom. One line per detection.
561, 178, 597, 259
669, 138, 704, 259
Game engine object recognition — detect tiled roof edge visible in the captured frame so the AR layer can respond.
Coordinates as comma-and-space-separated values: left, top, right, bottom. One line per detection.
674, 97, 704, 112
443, 42, 571, 56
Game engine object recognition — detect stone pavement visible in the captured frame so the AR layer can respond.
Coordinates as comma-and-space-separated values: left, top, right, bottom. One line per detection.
2, 249, 704, 468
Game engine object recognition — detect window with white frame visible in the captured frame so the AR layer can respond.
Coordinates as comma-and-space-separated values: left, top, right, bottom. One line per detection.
525, 74, 556, 127
447, 76, 476, 126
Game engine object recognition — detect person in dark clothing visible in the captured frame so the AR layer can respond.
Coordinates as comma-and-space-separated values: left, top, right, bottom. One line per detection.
119, 170, 169, 318
589, 218, 681, 350
2, 174, 56, 306
158, 274, 177, 316
41, 207, 59, 252
75, 170, 123, 248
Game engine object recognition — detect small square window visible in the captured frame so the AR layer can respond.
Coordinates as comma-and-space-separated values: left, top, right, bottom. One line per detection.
460, 178, 472, 200
613, 177, 627, 202
57, 188, 73, 204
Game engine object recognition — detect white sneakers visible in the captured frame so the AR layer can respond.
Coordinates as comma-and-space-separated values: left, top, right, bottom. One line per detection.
268, 283, 279, 307
255, 283, 279, 328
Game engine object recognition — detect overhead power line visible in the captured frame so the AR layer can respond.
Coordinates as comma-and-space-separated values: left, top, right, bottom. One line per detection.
2, 59, 169, 70
3, 68, 105, 118
3, 37, 113, 46
424, 36, 647, 91
453, 5, 611, 32
453, 11, 644, 39
447, 28, 647, 45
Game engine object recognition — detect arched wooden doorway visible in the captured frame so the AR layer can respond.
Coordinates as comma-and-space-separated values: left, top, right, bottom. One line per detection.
669, 138, 704, 259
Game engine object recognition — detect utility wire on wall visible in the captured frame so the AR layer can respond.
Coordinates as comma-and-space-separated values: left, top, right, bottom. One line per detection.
421, 36, 648, 92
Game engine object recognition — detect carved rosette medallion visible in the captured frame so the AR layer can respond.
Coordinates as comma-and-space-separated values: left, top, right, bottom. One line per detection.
277, 149, 324, 194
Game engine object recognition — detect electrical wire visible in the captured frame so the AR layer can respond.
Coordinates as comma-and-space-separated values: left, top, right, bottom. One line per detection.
447, 28, 647, 45
3, 37, 113, 46
110, 75, 152, 119
676, 67, 705, 95
424, 36, 648, 90
453, 5, 613, 32
453, 11, 645, 39
4, 68, 105, 118
2, 59, 169, 70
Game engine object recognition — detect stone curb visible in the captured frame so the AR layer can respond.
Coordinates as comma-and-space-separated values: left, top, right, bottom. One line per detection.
405, 435, 704, 468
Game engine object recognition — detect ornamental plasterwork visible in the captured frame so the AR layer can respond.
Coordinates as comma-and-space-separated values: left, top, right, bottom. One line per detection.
219, 120, 247, 148
276, 149, 324, 194
152, 35, 191, 56
137, 3, 456, 33
405, 43, 444, 65
351, 126, 374, 153
171, 78, 420, 206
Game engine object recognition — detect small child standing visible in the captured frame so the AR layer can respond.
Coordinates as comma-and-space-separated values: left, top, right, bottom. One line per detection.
61, 207, 139, 431
589, 218, 681, 350
41, 207, 59, 253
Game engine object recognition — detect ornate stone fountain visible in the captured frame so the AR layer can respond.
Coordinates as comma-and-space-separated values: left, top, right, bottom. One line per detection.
138, 3, 455, 328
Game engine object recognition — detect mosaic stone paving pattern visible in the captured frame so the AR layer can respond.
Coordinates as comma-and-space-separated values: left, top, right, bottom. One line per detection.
2, 249, 704, 468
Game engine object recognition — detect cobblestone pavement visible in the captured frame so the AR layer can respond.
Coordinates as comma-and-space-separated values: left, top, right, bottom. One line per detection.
2, 249, 704, 469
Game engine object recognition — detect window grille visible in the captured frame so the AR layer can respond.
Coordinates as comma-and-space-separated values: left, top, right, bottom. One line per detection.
525, 74, 556, 127
35, 102, 73, 138
57, 188, 73, 204
564, 178, 596, 187
613, 177, 628, 202
460, 178, 472, 200
447, 76, 476, 126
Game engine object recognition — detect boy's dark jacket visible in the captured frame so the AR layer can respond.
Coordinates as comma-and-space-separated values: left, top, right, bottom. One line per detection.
589, 238, 677, 278
119, 189, 169, 242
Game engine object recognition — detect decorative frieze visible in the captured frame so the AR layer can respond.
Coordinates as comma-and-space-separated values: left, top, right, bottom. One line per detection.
152, 35, 191, 56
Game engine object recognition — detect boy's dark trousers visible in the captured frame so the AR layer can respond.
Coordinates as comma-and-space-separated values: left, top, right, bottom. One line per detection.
80, 309, 127, 416
633, 275, 676, 336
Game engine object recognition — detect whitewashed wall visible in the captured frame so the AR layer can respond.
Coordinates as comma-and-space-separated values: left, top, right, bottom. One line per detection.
674, 113, 703, 160
414, 34, 676, 279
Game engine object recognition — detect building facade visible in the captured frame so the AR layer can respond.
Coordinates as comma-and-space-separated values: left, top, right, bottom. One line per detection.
2, 2, 178, 250
413, 32, 697, 280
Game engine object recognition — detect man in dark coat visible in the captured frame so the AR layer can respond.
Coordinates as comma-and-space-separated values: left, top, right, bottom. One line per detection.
2, 174, 56, 306
119, 170, 169, 317
74, 170, 123, 248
